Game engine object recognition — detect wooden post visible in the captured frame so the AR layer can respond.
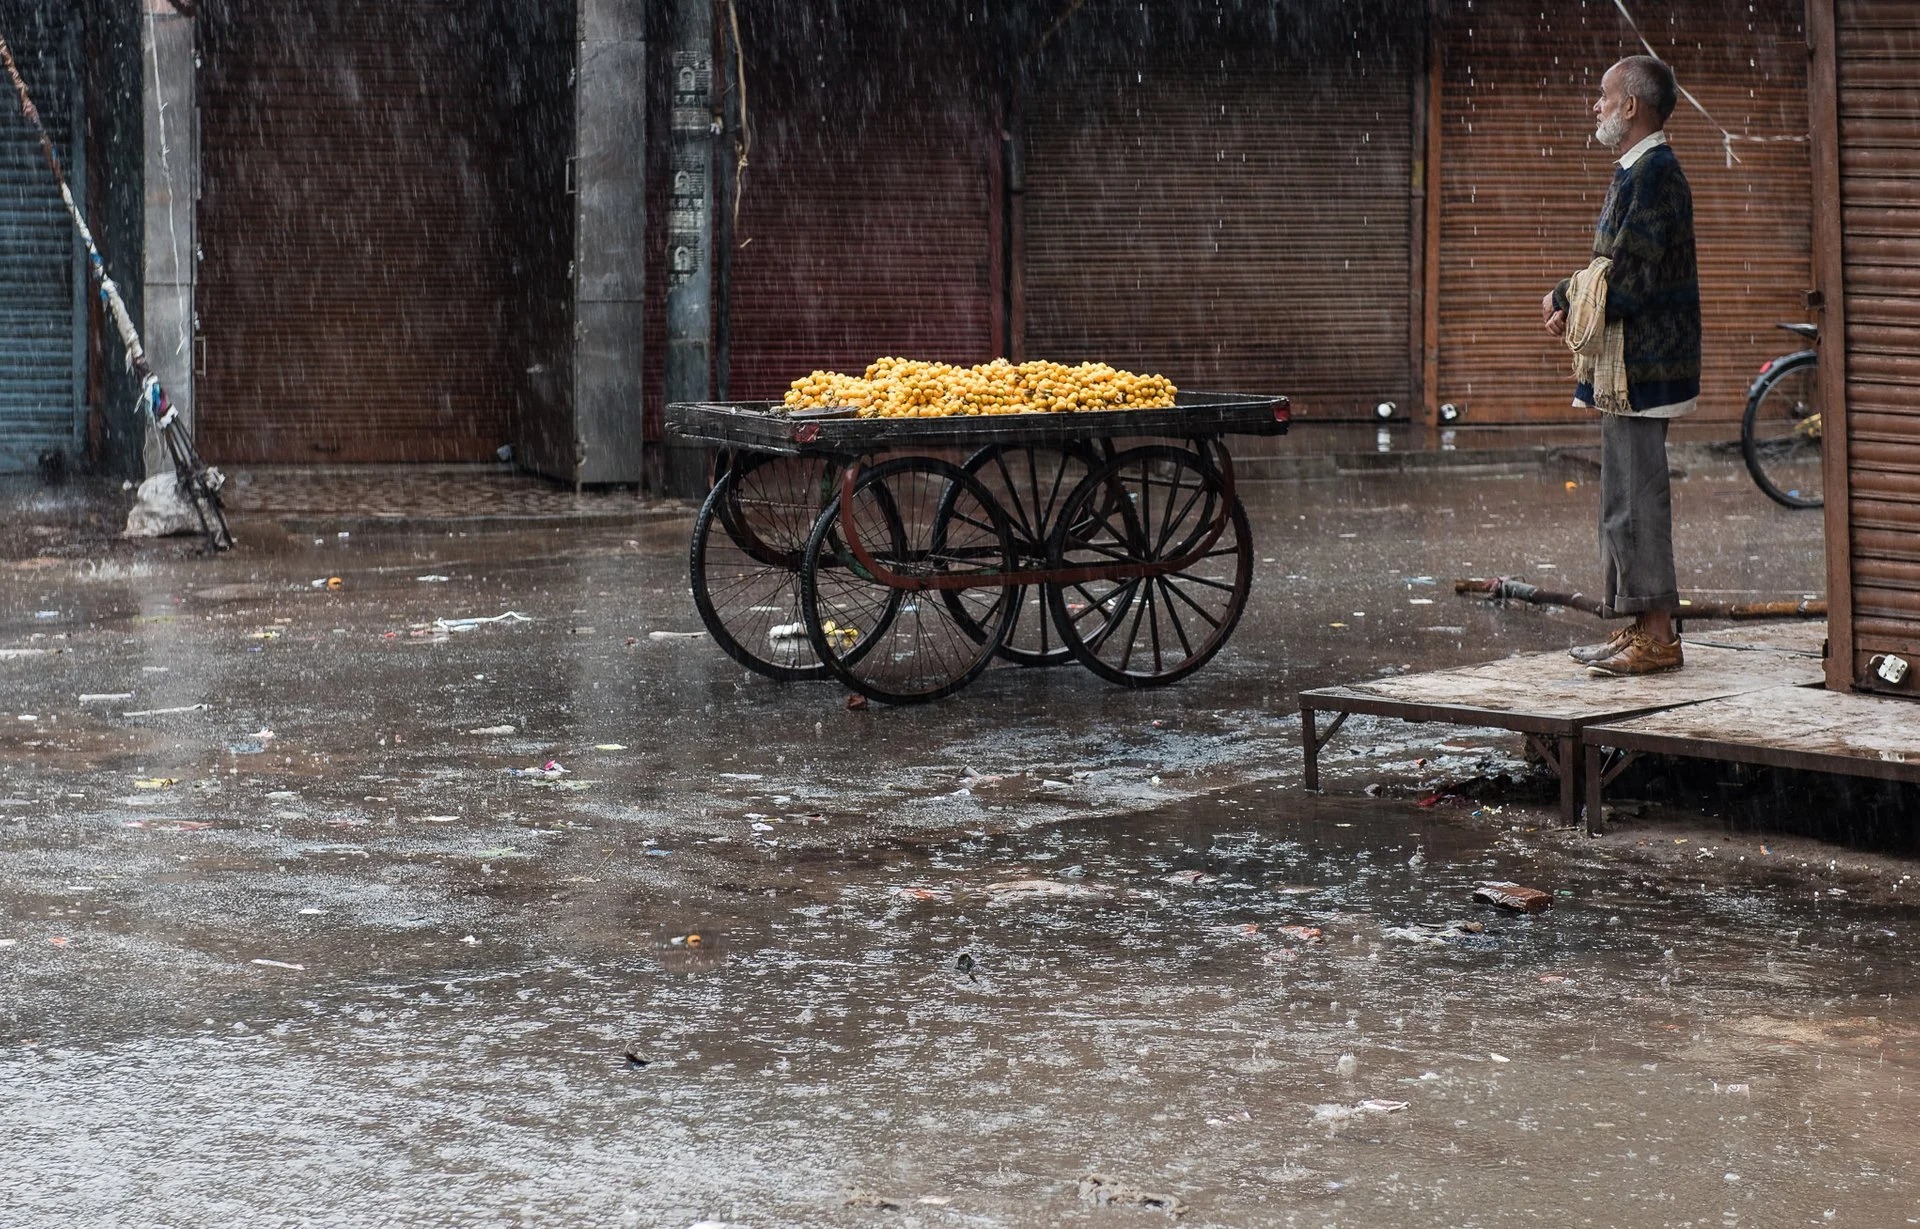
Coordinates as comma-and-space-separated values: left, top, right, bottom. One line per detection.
1420, 0, 1445, 442
1805, 0, 1851, 692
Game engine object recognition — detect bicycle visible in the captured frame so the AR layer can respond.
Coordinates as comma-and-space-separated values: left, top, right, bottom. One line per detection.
1740, 322, 1823, 509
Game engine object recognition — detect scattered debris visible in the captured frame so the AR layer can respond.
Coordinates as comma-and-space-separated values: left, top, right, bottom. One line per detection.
1313, 1099, 1409, 1130
1161, 869, 1219, 887
1078, 1174, 1187, 1218
417, 611, 533, 637
250, 958, 305, 971
843, 1189, 903, 1211
1277, 925, 1325, 944
981, 878, 1107, 904
648, 630, 706, 641
1474, 882, 1552, 913
131, 778, 177, 790
845, 694, 869, 711
956, 952, 978, 982
594, 743, 628, 751
505, 760, 569, 780
78, 692, 135, 704
1382, 920, 1490, 948
123, 472, 202, 538
122, 704, 211, 718
466, 725, 517, 736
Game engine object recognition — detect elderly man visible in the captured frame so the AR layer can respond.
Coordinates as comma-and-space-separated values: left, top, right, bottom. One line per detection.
1542, 55, 1700, 676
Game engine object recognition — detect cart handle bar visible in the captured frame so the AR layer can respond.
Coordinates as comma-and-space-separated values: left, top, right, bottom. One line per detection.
837, 446, 1239, 593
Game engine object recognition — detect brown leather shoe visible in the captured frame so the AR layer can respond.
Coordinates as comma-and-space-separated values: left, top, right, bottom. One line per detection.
1585, 630, 1683, 677
1568, 625, 1635, 665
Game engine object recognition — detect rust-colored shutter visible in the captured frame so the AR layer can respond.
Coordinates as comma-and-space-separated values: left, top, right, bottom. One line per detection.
720, 12, 999, 402
1022, 16, 1416, 416
197, 1, 518, 463
725, 104, 997, 398
1818, 0, 1920, 696
1435, 0, 1811, 427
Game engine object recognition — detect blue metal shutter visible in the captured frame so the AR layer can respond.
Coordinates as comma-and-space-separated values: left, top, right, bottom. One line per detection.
0, 0, 82, 472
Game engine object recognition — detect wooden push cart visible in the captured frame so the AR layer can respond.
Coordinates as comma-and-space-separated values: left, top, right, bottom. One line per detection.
666, 393, 1291, 705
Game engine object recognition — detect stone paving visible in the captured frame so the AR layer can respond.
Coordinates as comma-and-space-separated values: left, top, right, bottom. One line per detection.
220, 465, 678, 521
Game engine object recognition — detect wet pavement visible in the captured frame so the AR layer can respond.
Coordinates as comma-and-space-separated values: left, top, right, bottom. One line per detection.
4, 455, 1915, 1227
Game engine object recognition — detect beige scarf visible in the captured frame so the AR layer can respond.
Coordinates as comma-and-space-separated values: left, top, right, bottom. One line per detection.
1564, 256, 1631, 414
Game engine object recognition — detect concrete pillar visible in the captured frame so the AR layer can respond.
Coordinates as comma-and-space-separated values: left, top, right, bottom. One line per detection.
139, 0, 194, 479
572, 0, 647, 485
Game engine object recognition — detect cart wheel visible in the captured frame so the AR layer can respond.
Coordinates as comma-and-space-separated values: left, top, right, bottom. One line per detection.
940, 442, 1098, 667
713, 450, 850, 569
689, 453, 846, 681
803, 457, 1016, 705
1045, 444, 1253, 688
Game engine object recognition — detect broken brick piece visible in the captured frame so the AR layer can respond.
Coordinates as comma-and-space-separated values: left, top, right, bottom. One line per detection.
1473, 882, 1552, 913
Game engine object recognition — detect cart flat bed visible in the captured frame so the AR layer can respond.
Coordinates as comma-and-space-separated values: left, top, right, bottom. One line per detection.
666, 393, 1290, 454
1300, 636, 1826, 827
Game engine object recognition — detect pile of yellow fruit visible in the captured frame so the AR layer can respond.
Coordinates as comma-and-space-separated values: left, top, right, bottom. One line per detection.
783, 358, 1177, 418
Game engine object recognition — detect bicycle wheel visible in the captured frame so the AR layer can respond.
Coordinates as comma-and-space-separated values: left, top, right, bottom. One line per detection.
940, 443, 1098, 667
689, 453, 845, 681
803, 457, 1016, 705
1046, 445, 1254, 688
1741, 354, 1823, 509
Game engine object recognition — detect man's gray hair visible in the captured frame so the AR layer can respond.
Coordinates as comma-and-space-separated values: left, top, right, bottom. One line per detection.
1616, 55, 1678, 124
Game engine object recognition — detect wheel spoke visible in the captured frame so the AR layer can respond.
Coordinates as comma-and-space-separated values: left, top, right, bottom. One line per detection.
1160, 574, 1228, 629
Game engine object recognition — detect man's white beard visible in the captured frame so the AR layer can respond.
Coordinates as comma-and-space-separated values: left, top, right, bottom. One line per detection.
1595, 112, 1631, 148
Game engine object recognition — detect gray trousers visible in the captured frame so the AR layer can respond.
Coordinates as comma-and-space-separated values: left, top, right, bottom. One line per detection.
1599, 412, 1677, 615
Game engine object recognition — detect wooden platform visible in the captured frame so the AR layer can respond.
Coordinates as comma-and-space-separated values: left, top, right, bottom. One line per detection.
1299, 627, 1828, 826
1583, 684, 1920, 824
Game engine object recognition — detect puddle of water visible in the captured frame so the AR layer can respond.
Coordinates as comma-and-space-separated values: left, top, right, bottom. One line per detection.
4, 788, 1916, 1226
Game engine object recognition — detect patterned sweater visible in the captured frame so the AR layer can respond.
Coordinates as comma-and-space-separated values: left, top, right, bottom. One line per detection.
1553, 142, 1701, 413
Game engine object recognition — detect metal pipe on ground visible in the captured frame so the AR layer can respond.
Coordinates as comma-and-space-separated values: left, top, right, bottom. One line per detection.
1454, 578, 1826, 622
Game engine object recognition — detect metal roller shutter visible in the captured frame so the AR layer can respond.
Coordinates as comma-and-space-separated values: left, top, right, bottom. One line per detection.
1822, 0, 1920, 696
1023, 9, 1415, 416
722, 2, 999, 402
0, 0, 81, 473
197, 1, 518, 463
1435, 0, 1811, 427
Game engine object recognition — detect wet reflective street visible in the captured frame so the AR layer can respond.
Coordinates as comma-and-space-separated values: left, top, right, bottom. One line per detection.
4, 460, 1913, 1227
